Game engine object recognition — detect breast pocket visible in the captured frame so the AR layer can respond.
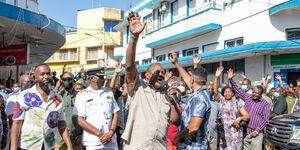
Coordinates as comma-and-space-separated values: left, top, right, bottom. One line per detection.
103, 99, 113, 119
86, 100, 98, 115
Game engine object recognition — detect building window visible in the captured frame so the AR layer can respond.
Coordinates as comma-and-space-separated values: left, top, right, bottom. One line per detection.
183, 47, 199, 56
286, 28, 300, 40
135, 61, 139, 65
0, 0, 6, 3
104, 21, 118, 32
189, 0, 196, 15
60, 50, 68, 61
87, 47, 98, 60
142, 58, 152, 65
224, 37, 244, 48
143, 14, 153, 34
171, 0, 179, 23
157, 9, 161, 29
14, 0, 17, 5
202, 62, 219, 74
223, 59, 245, 72
168, 51, 179, 59
156, 55, 166, 62
70, 49, 77, 60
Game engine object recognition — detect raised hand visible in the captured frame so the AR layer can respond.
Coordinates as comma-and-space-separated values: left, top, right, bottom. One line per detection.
165, 71, 173, 81
193, 54, 201, 66
275, 74, 282, 80
170, 50, 178, 64
215, 66, 224, 78
115, 62, 123, 74
267, 74, 272, 80
127, 11, 147, 37
240, 74, 247, 79
227, 68, 234, 80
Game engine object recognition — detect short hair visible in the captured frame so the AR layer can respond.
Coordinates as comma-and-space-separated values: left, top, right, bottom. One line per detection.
276, 86, 284, 93
242, 79, 252, 85
221, 86, 235, 96
192, 67, 207, 85
254, 85, 264, 94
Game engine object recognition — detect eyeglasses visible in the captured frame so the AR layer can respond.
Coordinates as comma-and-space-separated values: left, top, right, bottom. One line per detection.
62, 77, 74, 81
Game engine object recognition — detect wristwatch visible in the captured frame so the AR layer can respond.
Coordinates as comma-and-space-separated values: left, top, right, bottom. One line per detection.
109, 129, 116, 133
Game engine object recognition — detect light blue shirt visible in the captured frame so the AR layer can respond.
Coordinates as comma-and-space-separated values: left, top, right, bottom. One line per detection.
177, 87, 211, 150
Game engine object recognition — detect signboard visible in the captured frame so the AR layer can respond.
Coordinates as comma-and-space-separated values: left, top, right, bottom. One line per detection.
0, 44, 29, 66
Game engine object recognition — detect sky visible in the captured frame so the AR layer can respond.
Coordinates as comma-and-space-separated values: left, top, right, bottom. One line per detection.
39, 0, 144, 29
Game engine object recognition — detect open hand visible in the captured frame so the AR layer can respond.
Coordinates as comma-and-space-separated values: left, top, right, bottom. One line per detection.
227, 68, 234, 80
193, 54, 201, 65
215, 66, 224, 78
170, 50, 178, 64
275, 74, 281, 80
127, 11, 147, 37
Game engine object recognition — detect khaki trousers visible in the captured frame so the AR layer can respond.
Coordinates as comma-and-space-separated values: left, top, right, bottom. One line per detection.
243, 133, 263, 150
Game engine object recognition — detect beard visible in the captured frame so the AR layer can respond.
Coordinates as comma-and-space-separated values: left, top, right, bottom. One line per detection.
37, 81, 51, 94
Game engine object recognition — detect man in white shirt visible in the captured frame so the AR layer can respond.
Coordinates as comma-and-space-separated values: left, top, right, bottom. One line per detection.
73, 67, 119, 150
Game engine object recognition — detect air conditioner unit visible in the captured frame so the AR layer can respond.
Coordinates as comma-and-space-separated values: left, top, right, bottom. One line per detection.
159, 1, 169, 13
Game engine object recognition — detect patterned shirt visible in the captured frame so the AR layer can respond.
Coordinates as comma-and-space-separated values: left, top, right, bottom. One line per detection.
13, 85, 65, 150
230, 80, 270, 134
177, 87, 211, 150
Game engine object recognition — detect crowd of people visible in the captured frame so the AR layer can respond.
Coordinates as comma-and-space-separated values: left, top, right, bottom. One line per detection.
0, 11, 299, 150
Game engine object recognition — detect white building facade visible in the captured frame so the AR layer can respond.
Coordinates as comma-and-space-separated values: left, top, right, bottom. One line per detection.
113, 0, 300, 87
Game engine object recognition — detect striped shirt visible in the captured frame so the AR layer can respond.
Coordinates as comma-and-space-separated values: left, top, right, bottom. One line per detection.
230, 80, 270, 134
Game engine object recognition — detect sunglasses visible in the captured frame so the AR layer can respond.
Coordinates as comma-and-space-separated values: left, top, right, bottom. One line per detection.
62, 77, 74, 81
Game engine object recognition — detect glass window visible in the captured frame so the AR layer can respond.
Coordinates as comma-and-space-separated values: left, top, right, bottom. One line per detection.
183, 47, 199, 56
189, 0, 196, 14
223, 59, 245, 73
70, 49, 77, 60
104, 21, 119, 32
156, 55, 166, 62
87, 47, 98, 60
142, 58, 152, 65
202, 62, 219, 74
171, 0, 179, 23
224, 37, 244, 48
286, 29, 300, 40
60, 50, 68, 61
143, 14, 153, 34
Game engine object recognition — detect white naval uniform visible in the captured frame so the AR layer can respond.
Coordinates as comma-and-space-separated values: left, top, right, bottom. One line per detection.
73, 86, 119, 150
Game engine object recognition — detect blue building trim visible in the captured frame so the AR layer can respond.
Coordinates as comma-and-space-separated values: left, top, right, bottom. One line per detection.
269, 0, 300, 15
114, 55, 124, 59
106, 40, 300, 75
146, 23, 222, 47
146, 7, 221, 35
0, 2, 65, 36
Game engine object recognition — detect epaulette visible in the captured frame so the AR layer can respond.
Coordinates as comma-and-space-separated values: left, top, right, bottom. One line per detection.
79, 89, 86, 93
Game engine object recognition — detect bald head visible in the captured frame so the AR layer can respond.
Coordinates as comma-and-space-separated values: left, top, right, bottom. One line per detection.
145, 63, 165, 90
19, 74, 34, 90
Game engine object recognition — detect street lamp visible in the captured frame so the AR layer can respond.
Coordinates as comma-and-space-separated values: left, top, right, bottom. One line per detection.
84, 32, 106, 66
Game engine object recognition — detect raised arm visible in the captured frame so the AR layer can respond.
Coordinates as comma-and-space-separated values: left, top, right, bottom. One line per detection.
275, 74, 283, 88
109, 62, 122, 90
214, 66, 224, 102
170, 50, 192, 89
228, 69, 250, 101
263, 74, 272, 90
125, 11, 147, 84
